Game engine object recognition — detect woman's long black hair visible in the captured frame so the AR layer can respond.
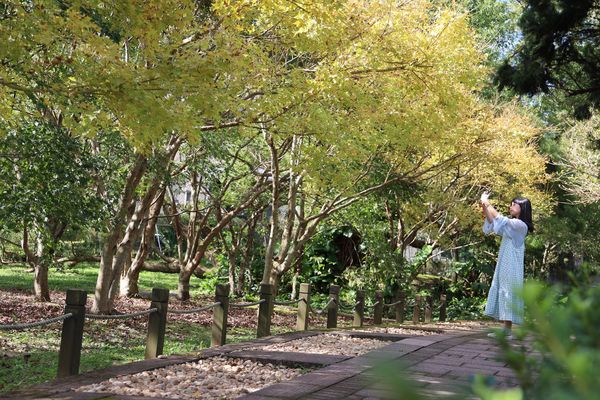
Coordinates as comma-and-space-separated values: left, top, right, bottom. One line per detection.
512, 197, 534, 233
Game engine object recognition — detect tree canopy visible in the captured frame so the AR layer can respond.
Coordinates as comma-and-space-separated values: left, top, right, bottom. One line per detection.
496, 0, 600, 116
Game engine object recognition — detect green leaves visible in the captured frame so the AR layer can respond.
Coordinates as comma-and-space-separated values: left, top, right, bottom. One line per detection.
0, 122, 101, 233
500, 282, 600, 399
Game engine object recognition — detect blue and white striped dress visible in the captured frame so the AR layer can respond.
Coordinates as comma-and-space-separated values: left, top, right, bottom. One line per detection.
483, 214, 528, 325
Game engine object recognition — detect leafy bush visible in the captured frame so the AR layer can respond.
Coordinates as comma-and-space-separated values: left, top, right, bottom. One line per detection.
446, 296, 487, 320
491, 282, 600, 400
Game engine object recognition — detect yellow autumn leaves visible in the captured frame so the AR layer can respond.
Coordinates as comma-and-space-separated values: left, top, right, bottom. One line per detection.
1, 0, 550, 211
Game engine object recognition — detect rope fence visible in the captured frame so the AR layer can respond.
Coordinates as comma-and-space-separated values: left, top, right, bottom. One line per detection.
363, 301, 380, 309
230, 299, 265, 308
85, 308, 157, 320
383, 299, 404, 307
309, 297, 337, 315
167, 302, 221, 314
0, 313, 73, 331
273, 298, 304, 306
338, 301, 360, 310
0, 282, 446, 379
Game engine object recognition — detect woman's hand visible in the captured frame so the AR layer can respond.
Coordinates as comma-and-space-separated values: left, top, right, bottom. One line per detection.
480, 192, 490, 207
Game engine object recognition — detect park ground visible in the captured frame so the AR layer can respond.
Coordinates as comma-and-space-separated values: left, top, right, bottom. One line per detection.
0, 263, 498, 396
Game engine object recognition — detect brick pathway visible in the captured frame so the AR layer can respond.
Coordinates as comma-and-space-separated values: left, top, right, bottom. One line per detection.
2, 328, 523, 399
238, 331, 519, 399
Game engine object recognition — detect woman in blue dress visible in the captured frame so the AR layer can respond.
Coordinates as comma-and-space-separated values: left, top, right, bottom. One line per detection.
480, 193, 534, 338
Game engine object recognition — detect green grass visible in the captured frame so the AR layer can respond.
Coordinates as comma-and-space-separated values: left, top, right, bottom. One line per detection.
0, 263, 214, 297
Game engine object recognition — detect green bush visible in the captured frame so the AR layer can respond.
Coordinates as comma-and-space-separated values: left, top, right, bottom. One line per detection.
446, 296, 487, 320
492, 282, 600, 400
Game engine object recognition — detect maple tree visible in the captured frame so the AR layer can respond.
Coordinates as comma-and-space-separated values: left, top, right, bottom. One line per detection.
0, 0, 550, 310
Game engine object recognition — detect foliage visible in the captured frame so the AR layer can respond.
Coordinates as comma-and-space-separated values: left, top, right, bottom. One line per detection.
446, 296, 487, 320
295, 225, 359, 293
496, 0, 600, 117
0, 123, 100, 231
493, 282, 600, 400
436, 0, 522, 66
0, 0, 256, 144
559, 113, 600, 203
0, 122, 101, 290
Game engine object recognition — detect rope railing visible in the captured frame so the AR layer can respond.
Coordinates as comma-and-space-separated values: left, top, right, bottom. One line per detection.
0, 283, 445, 380
85, 308, 157, 320
310, 297, 337, 315
383, 299, 404, 307
0, 313, 73, 331
338, 300, 361, 310
363, 301, 381, 309
229, 299, 265, 308
273, 298, 304, 306
167, 302, 221, 315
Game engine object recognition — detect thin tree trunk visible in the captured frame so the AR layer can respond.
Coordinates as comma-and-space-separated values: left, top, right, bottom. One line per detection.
236, 213, 259, 295
92, 155, 147, 314
33, 262, 50, 302
228, 254, 236, 296
178, 266, 195, 301
123, 188, 166, 297
22, 225, 51, 301
290, 244, 304, 300
177, 180, 268, 300
262, 130, 280, 284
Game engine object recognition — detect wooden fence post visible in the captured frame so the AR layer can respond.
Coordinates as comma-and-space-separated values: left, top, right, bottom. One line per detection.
439, 293, 447, 322
353, 290, 364, 327
326, 285, 340, 329
424, 295, 433, 323
211, 284, 230, 347
145, 288, 169, 359
296, 283, 311, 331
373, 291, 383, 325
257, 283, 273, 338
395, 288, 405, 323
57, 289, 87, 378
412, 295, 421, 324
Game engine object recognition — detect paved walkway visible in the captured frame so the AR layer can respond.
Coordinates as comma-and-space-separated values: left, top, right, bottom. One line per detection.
3, 328, 522, 399
237, 331, 518, 400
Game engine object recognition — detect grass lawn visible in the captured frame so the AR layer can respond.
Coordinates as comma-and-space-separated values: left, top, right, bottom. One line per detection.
0, 263, 216, 297
0, 263, 285, 395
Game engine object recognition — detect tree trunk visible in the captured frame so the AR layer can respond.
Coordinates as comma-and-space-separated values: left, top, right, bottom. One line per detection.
261, 130, 280, 285
92, 155, 147, 314
33, 262, 50, 302
268, 264, 282, 298
22, 225, 51, 301
178, 265, 195, 301
122, 188, 166, 297
94, 238, 120, 313
236, 214, 258, 296
121, 267, 140, 298
93, 136, 182, 314
228, 253, 237, 296
290, 248, 303, 300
